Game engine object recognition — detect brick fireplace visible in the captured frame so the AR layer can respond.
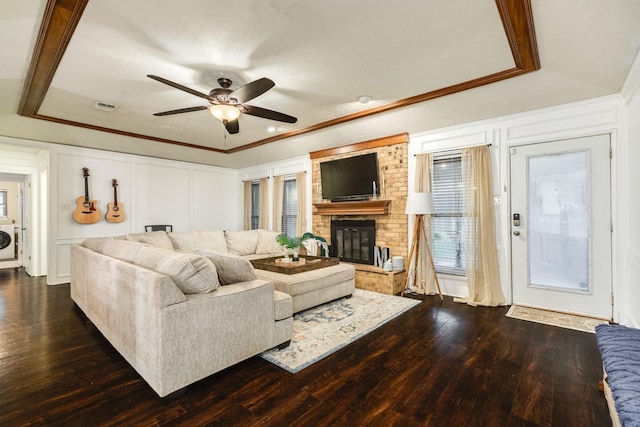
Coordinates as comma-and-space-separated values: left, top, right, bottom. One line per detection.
310, 134, 409, 268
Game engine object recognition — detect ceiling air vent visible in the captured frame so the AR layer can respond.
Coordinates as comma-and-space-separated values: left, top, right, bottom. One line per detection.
91, 101, 118, 112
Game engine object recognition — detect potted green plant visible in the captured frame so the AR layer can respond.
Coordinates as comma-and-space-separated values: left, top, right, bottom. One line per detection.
276, 233, 308, 262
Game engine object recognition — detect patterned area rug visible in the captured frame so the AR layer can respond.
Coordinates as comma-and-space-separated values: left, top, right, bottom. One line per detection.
260, 289, 421, 373
506, 305, 609, 333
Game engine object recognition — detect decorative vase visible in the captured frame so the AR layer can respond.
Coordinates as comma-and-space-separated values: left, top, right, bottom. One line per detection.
284, 247, 299, 262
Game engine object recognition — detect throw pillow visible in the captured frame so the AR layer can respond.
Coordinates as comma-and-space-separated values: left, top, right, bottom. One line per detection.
82, 237, 113, 254
224, 230, 258, 256
255, 229, 285, 255
85, 239, 149, 263
138, 231, 174, 249
168, 230, 228, 253
133, 246, 219, 294
127, 231, 171, 246
196, 250, 257, 285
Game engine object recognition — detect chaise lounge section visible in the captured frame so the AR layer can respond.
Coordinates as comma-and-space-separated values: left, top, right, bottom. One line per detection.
254, 263, 355, 313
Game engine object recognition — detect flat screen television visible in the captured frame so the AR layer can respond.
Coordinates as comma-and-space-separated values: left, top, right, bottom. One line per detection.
320, 153, 379, 201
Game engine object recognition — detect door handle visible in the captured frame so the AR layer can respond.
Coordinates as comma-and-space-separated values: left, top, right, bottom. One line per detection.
513, 230, 521, 236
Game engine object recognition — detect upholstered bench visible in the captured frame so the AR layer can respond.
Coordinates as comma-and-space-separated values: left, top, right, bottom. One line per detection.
254, 263, 355, 313
595, 323, 640, 427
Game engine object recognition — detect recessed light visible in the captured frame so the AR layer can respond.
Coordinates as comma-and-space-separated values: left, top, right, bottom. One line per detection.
358, 95, 372, 104
267, 126, 277, 133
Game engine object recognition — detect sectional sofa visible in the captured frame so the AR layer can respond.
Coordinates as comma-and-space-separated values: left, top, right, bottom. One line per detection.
70, 229, 355, 398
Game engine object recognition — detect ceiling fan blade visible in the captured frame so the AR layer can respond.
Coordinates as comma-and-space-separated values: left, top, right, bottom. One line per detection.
147, 75, 210, 100
153, 106, 208, 116
224, 119, 240, 134
230, 78, 275, 104
242, 105, 297, 123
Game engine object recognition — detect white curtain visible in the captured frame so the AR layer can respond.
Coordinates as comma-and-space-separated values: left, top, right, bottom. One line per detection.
259, 177, 269, 230
296, 172, 307, 235
243, 181, 251, 230
454, 145, 506, 307
272, 175, 284, 232
411, 153, 437, 295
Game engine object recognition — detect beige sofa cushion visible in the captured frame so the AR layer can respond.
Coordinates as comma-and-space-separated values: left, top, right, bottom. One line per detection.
224, 230, 258, 256
168, 231, 228, 253
82, 237, 114, 254
273, 290, 293, 321
196, 250, 257, 285
133, 247, 219, 294
126, 231, 174, 249
255, 229, 285, 255
139, 234, 174, 249
83, 238, 148, 263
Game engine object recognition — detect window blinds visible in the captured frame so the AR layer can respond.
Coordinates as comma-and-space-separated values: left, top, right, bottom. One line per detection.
432, 153, 467, 276
282, 179, 297, 237
250, 182, 260, 229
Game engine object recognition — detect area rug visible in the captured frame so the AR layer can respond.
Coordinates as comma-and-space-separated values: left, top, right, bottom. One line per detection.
260, 289, 421, 373
506, 305, 609, 333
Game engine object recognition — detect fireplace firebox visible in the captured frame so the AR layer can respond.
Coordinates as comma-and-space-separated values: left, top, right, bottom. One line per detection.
330, 220, 375, 265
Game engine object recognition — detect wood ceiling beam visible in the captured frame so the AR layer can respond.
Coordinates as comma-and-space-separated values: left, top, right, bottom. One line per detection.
18, 0, 539, 155
496, 0, 540, 72
18, 0, 89, 117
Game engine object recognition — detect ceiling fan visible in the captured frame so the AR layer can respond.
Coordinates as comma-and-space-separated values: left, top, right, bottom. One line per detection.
147, 75, 297, 134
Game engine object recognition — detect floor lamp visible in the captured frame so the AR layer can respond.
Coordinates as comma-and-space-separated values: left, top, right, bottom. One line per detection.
404, 192, 443, 300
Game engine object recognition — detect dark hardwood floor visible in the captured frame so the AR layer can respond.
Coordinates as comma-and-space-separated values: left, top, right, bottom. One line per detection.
0, 267, 610, 426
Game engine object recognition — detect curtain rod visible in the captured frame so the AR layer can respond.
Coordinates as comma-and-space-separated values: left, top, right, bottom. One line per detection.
242, 170, 306, 182
414, 143, 491, 156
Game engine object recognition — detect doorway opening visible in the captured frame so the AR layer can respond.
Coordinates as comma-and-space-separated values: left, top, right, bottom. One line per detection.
0, 173, 26, 269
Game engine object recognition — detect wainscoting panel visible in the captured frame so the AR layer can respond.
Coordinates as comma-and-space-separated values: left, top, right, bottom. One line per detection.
50, 148, 239, 285
504, 101, 619, 143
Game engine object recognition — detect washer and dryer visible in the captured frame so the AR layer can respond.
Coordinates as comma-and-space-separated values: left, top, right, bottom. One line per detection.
0, 225, 15, 260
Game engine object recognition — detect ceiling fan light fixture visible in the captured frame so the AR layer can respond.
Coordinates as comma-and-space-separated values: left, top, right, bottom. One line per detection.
210, 104, 240, 122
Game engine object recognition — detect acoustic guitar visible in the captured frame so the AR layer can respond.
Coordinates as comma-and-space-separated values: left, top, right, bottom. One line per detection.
105, 179, 125, 223
72, 167, 102, 224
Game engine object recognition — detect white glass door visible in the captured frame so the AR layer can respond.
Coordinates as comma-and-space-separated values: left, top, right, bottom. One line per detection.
510, 135, 612, 319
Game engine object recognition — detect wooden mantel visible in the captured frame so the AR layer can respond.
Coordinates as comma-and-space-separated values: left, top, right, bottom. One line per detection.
313, 200, 391, 216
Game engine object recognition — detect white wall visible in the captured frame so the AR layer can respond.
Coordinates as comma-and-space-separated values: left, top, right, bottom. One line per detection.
409, 95, 629, 322
622, 53, 640, 327
0, 137, 239, 284
49, 146, 239, 284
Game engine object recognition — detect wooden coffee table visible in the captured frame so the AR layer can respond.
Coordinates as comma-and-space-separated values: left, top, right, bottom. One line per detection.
251, 255, 339, 275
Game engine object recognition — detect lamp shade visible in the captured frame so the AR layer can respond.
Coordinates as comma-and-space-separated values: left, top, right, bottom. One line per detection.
405, 192, 435, 215
210, 104, 241, 122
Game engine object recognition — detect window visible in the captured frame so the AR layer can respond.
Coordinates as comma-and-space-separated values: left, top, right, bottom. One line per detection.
0, 190, 7, 219
281, 179, 297, 237
431, 153, 469, 276
250, 182, 260, 230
